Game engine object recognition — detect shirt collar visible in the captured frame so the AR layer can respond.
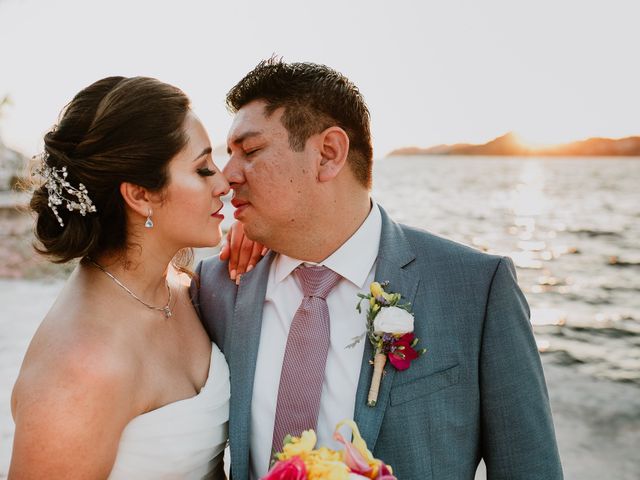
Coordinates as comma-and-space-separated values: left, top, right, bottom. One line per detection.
273, 200, 382, 289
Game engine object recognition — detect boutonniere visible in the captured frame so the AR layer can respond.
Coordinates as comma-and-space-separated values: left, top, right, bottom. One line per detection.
355, 281, 426, 407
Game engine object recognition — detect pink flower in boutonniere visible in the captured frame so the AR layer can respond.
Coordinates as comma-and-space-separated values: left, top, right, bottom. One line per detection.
355, 282, 426, 407
387, 332, 420, 370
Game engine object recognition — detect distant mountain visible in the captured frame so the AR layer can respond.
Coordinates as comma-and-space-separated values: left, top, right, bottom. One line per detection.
388, 133, 640, 157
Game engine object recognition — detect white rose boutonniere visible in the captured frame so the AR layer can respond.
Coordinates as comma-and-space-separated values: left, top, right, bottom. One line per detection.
354, 281, 427, 407
373, 306, 414, 336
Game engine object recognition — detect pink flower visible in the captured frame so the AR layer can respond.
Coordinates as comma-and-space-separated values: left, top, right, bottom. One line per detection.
388, 333, 419, 371
376, 463, 397, 479
262, 456, 307, 480
333, 421, 398, 479
334, 430, 373, 476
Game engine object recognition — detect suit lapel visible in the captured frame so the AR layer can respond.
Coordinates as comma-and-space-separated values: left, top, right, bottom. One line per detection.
228, 251, 276, 479
353, 207, 420, 451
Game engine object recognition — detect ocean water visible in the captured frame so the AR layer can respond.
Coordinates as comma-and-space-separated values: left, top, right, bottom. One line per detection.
372, 156, 640, 385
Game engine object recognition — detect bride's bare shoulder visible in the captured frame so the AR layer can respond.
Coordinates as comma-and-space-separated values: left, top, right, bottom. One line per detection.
9, 293, 142, 479
12, 317, 138, 409
11, 285, 141, 422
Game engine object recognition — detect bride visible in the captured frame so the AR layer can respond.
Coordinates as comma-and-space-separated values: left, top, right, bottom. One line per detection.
9, 76, 251, 479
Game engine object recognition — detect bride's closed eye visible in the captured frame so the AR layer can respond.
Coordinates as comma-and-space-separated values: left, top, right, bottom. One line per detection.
197, 167, 216, 177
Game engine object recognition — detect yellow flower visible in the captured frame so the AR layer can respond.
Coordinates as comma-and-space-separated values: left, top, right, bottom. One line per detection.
279, 430, 317, 459
308, 447, 348, 478
381, 291, 395, 303
307, 460, 349, 480
370, 282, 384, 298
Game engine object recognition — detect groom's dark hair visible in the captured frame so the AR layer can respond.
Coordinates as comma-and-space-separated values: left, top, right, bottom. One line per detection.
226, 57, 373, 188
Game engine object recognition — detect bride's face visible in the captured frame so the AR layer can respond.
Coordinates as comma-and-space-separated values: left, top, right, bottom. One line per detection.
152, 112, 230, 249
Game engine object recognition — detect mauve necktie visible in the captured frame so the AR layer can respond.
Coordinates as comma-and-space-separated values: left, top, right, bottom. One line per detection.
271, 265, 342, 456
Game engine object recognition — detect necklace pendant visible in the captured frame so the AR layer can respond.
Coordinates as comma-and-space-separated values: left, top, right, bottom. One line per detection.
163, 306, 172, 319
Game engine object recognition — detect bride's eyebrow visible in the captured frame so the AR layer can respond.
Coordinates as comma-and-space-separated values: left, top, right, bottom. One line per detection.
192, 147, 212, 162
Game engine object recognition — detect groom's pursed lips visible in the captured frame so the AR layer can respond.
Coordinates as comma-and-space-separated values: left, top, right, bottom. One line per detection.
231, 198, 250, 220
231, 198, 249, 209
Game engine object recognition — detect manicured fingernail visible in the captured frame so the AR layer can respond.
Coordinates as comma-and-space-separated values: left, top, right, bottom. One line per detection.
230, 269, 236, 280
261, 247, 268, 256
235, 274, 242, 285
247, 264, 254, 273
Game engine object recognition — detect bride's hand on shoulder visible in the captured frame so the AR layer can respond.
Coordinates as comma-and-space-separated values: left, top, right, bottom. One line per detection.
219, 221, 268, 285
9, 340, 138, 479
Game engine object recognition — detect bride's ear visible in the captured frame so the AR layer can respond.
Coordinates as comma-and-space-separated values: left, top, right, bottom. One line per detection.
120, 182, 153, 219
317, 126, 349, 183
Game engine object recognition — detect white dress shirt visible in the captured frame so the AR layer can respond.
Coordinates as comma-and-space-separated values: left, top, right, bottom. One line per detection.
249, 202, 382, 478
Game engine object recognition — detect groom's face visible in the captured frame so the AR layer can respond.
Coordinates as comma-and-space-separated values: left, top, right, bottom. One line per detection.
224, 100, 318, 248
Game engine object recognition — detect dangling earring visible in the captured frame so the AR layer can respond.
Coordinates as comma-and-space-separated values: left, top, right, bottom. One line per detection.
144, 208, 154, 228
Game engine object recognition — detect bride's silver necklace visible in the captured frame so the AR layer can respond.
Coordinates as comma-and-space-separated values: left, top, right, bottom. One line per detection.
88, 259, 173, 319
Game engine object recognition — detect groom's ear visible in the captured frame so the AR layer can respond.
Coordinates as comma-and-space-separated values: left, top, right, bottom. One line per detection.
119, 182, 154, 218
316, 126, 349, 183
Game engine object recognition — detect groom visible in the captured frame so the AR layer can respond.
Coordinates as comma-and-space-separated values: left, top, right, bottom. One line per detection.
192, 59, 563, 479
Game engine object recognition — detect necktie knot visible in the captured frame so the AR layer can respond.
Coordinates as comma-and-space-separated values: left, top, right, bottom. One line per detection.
295, 265, 341, 300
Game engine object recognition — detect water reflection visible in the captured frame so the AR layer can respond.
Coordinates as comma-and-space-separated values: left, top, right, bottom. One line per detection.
510, 161, 549, 218
374, 156, 640, 385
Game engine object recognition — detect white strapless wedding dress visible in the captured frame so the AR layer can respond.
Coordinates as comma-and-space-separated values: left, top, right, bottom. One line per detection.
108, 343, 230, 479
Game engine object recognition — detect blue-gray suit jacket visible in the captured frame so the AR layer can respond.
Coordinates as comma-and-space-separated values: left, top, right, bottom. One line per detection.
191, 207, 563, 479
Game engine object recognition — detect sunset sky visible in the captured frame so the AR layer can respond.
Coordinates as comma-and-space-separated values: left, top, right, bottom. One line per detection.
0, 0, 638, 157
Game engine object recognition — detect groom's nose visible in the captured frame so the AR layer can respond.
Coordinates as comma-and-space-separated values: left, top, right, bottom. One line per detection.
222, 158, 244, 188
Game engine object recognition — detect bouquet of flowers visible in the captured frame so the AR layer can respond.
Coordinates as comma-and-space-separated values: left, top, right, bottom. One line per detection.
262, 420, 396, 480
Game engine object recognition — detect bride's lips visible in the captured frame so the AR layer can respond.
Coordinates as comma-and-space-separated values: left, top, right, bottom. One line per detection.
231, 198, 249, 219
211, 204, 224, 220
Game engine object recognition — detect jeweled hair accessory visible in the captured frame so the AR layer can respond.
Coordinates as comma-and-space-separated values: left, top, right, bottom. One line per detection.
33, 152, 97, 227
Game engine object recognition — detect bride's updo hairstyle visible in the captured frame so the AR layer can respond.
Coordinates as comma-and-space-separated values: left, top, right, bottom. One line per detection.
30, 76, 190, 263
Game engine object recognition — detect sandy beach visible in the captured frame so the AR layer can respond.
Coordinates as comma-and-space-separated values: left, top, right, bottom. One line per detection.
1, 277, 639, 479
